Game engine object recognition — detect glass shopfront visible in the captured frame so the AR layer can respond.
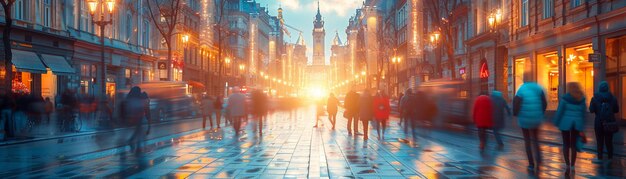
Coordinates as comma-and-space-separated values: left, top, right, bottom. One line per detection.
537, 52, 559, 110
607, 36, 626, 120
513, 57, 529, 93
565, 44, 594, 106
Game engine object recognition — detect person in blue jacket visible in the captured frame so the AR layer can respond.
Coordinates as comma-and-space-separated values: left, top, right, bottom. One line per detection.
552, 82, 586, 170
513, 76, 547, 171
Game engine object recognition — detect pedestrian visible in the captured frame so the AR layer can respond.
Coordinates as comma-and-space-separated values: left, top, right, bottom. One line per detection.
314, 99, 324, 128
513, 76, 547, 171
473, 92, 493, 151
327, 93, 339, 129
344, 87, 360, 135
372, 91, 390, 141
251, 90, 268, 135
397, 92, 404, 125
491, 91, 511, 148
400, 89, 413, 133
359, 89, 373, 140
44, 97, 54, 124
227, 87, 246, 135
552, 82, 586, 170
201, 94, 215, 129
589, 81, 619, 162
214, 95, 223, 128
0, 91, 15, 139
125, 87, 148, 153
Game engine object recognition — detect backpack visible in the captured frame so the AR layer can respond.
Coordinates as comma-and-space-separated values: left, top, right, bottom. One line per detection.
125, 98, 145, 125
598, 98, 618, 133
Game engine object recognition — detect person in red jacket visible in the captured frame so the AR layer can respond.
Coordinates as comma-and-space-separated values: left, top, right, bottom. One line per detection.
473, 92, 494, 151
373, 91, 391, 140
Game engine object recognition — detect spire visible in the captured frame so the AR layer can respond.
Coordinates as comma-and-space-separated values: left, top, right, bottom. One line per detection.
296, 33, 305, 46
332, 30, 342, 46
315, 1, 322, 21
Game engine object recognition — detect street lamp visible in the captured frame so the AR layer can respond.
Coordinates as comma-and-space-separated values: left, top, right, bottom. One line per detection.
87, 0, 115, 120
488, 8, 502, 93
391, 56, 401, 96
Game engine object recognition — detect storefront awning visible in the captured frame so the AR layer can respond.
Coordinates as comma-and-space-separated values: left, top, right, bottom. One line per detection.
11, 49, 47, 74
41, 54, 75, 75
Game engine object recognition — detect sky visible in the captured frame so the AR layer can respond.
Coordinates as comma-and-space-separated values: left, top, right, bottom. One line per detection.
256, 0, 363, 64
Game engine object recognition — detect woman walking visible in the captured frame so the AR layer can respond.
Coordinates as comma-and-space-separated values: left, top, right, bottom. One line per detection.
327, 93, 339, 129
553, 82, 586, 171
589, 81, 619, 162
372, 91, 390, 140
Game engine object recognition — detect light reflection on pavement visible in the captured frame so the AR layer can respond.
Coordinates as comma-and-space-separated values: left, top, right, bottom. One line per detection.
0, 105, 623, 178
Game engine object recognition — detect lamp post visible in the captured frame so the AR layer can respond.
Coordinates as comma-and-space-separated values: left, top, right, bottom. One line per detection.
87, 0, 115, 120
391, 56, 401, 97
181, 33, 189, 82
488, 8, 501, 93
238, 64, 245, 86
429, 31, 440, 78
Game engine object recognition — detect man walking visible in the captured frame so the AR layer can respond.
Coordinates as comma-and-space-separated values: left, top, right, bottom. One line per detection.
227, 87, 246, 136
344, 87, 359, 135
359, 89, 373, 140
513, 76, 547, 171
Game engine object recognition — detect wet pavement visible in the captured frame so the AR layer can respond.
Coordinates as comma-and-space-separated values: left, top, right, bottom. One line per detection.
0, 106, 624, 178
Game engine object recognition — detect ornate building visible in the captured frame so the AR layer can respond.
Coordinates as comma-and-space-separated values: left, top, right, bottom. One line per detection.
307, 3, 328, 90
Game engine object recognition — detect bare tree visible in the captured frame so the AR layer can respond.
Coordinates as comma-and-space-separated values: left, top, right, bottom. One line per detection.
214, 0, 228, 95
146, 0, 182, 81
425, 0, 459, 79
0, 0, 15, 94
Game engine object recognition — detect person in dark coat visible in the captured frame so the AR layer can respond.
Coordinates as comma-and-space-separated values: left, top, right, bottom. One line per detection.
473, 92, 493, 151
589, 81, 619, 161
490, 91, 511, 147
251, 90, 268, 136
399, 89, 413, 133
344, 88, 360, 135
359, 89, 373, 140
327, 93, 339, 129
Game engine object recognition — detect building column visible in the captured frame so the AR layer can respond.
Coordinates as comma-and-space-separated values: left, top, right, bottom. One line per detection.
558, 45, 566, 97
593, 35, 605, 91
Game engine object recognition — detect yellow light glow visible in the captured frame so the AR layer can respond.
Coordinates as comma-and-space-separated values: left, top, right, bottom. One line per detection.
105, 0, 116, 13
87, 0, 98, 14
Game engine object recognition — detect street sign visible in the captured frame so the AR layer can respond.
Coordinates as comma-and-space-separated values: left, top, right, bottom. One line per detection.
158, 62, 167, 69
588, 53, 601, 63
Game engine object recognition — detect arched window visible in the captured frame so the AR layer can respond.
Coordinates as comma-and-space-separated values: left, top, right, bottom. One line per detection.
142, 20, 150, 47
126, 13, 133, 40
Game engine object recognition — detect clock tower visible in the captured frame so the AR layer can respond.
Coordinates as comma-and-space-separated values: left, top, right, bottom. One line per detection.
312, 1, 325, 66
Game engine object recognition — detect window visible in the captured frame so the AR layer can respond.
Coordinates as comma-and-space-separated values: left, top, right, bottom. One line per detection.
43, 0, 51, 27
521, 0, 529, 26
13, 0, 24, 20
80, 1, 91, 32
126, 13, 133, 40
571, 0, 583, 8
142, 20, 150, 47
543, 0, 553, 19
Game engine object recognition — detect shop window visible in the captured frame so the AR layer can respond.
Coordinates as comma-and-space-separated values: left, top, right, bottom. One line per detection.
125, 69, 131, 78
514, 57, 529, 93
537, 52, 559, 110
565, 44, 594, 106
